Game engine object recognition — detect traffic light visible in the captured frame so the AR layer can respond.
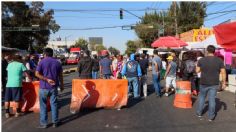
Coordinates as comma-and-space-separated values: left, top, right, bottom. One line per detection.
120, 8, 123, 19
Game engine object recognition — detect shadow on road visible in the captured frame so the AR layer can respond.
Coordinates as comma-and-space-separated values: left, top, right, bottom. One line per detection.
58, 91, 72, 98
59, 108, 101, 126
192, 97, 197, 105
58, 97, 71, 109
64, 82, 72, 89
202, 98, 227, 115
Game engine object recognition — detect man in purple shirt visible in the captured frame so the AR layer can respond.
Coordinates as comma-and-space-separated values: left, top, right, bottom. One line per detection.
35, 48, 64, 128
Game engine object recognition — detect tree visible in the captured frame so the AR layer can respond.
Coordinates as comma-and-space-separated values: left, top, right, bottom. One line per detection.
95, 44, 107, 53
72, 38, 89, 50
176, 2, 206, 33
2, 2, 60, 52
125, 40, 142, 56
134, 2, 206, 46
108, 46, 120, 56
134, 11, 163, 47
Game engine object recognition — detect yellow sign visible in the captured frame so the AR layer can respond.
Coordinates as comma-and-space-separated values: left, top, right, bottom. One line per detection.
192, 28, 214, 42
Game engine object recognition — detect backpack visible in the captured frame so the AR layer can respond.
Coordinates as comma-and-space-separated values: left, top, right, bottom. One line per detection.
126, 60, 138, 74
185, 60, 196, 73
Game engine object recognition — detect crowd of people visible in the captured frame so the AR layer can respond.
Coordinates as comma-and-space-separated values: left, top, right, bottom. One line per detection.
2, 45, 236, 128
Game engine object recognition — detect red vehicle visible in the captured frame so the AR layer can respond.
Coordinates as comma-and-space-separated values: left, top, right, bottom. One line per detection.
66, 48, 80, 64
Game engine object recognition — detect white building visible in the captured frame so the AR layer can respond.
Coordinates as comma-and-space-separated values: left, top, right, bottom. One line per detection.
47, 40, 76, 49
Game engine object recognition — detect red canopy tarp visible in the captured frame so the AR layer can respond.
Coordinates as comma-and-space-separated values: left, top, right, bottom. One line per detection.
70, 48, 81, 52
213, 21, 236, 50
151, 36, 188, 48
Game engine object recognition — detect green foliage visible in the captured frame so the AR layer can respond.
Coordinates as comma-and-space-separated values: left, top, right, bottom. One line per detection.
2, 2, 60, 51
176, 2, 206, 33
108, 46, 120, 56
134, 2, 206, 47
125, 40, 142, 56
33, 44, 44, 54
73, 38, 89, 50
95, 44, 107, 53
134, 11, 163, 47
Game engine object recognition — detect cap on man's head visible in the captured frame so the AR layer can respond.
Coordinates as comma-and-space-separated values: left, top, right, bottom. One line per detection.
166, 56, 173, 60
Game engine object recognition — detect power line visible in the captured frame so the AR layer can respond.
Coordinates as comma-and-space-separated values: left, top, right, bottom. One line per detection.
121, 8, 142, 20
46, 8, 168, 12
206, 3, 236, 18
55, 16, 137, 19
206, 1, 235, 7
2, 24, 137, 31
74, 11, 119, 17
54, 24, 136, 30
206, 9, 236, 16
206, 2, 216, 7
205, 12, 235, 21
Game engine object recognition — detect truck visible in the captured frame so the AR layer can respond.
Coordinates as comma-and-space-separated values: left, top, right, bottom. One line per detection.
66, 48, 81, 65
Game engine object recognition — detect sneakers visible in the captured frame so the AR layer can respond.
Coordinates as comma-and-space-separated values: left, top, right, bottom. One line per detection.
128, 93, 132, 97
52, 122, 61, 128
208, 119, 214, 122
52, 123, 58, 128
37, 124, 47, 129
164, 93, 169, 97
5, 113, 10, 118
15, 112, 22, 117
196, 114, 202, 118
208, 116, 215, 122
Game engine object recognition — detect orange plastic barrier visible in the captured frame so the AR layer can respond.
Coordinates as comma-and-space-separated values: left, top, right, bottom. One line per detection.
10, 81, 50, 113
70, 79, 128, 113
174, 81, 192, 108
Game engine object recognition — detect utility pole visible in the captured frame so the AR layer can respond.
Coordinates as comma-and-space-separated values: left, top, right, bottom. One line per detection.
174, 1, 178, 37
65, 35, 72, 47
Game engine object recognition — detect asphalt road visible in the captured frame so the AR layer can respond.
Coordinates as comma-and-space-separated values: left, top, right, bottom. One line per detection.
2, 72, 236, 132
62, 64, 77, 69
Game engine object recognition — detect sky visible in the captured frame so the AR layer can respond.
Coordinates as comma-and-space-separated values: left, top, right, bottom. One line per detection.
41, 1, 236, 53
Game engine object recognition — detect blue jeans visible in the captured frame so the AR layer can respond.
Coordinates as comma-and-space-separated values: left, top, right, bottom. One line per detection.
197, 85, 218, 119
231, 69, 236, 74
103, 74, 111, 79
39, 88, 58, 125
127, 77, 139, 98
152, 74, 161, 96
92, 71, 98, 79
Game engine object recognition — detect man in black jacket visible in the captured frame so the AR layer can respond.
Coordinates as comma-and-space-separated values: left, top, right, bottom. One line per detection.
77, 50, 93, 79
139, 54, 149, 98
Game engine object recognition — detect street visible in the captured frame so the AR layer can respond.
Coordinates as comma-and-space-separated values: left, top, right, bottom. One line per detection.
62, 64, 77, 70
2, 72, 236, 132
